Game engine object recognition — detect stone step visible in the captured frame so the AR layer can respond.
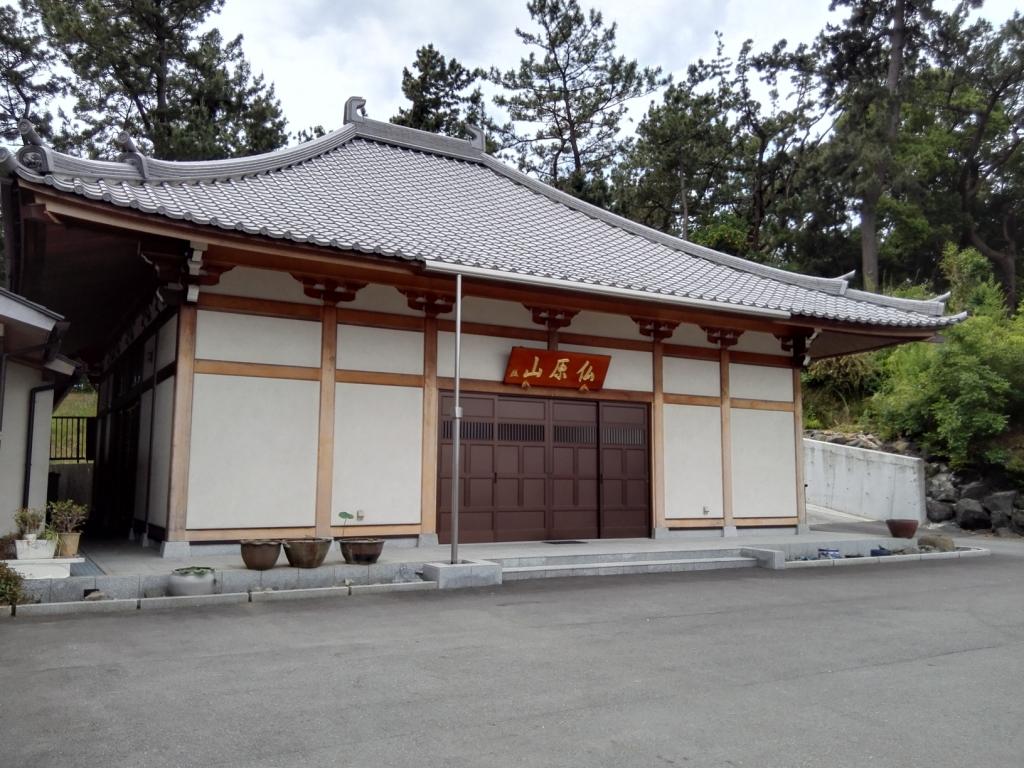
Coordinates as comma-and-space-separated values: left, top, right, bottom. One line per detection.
501, 556, 758, 581
497, 549, 743, 568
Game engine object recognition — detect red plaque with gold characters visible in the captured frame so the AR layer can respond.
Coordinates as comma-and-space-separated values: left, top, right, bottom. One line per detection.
503, 347, 612, 392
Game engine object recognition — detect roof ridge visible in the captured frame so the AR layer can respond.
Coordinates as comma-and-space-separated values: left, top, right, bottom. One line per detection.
843, 288, 950, 317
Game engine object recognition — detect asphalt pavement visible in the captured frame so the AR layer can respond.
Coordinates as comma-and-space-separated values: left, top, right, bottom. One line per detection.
2, 539, 1022, 768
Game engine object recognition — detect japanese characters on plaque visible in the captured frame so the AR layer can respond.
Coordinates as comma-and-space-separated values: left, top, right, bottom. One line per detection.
503, 347, 611, 392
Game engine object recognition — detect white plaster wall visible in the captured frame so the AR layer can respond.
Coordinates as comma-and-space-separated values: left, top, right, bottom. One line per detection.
664, 404, 723, 519
438, 332, 538, 380
731, 409, 797, 518
561, 343, 652, 391
338, 325, 423, 374
733, 331, 786, 355
671, 324, 717, 349
148, 377, 174, 528
663, 357, 720, 397
333, 383, 422, 525
195, 310, 321, 368
730, 364, 793, 402
461, 297, 535, 329
27, 385, 52, 513
0, 363, 47, 532
187, 374, 319, 529
203, 266, 320, 304
568, 311, 642, 340
345, 283, 420, 316
134, 390, 153, 521
804, 439, 926, 523
156, 316, 178, 370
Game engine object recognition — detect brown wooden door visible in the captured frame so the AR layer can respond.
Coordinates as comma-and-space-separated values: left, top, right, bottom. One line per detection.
439, 393, 648, 543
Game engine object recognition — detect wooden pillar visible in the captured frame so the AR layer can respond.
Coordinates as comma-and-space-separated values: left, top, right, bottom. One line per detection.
719, 346, 734, 531
420, 316, 439, 535
315, 304, 338, 538
167, 305, 196, 541
793, 367, 807, 527
651, 340, 666, 533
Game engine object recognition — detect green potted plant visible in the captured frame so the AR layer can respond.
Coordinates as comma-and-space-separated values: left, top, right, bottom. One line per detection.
48, 499, 89, 557
336, 511, 384, 565
0, 562, 25, 612
13, 508, 54, 559
168, 566, 216, 596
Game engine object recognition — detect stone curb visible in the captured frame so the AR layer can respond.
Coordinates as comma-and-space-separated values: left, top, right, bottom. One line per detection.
784, 547, 989, 569
251, 586, 350, 602
350, 581, 437, 594
14, 598, 140, 617
139, 592, 250, 610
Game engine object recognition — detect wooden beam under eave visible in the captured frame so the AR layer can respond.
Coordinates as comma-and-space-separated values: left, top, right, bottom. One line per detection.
166, 305, 196, 541
315, 305, 338, 538
793, 368, 807, 528
420, 316, 439, 536
719, 346, 734, 532
651, 341, 666, 534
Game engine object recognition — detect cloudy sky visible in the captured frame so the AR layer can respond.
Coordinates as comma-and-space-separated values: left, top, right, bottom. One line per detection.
211, 0, 1020, 137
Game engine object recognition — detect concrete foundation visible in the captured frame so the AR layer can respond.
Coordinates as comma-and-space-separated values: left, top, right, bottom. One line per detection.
421, 559, 502, 590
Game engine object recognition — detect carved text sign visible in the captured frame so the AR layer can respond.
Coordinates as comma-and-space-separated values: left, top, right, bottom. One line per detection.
503, 347, 611, 392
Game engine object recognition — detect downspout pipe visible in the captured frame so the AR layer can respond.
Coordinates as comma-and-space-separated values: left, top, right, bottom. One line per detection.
22, 383, 54, 509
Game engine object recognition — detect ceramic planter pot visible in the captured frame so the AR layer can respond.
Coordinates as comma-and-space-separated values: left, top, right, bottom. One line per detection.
15, 538, 56, 559
57, 531, 82, 557
240, 539, 282, 570
168, 568, 216, 596
885, 519, 919, 538
339, 538, 384, 565
283, 538, 331, 569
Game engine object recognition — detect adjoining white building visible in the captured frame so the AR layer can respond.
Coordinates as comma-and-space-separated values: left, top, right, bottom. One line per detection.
0, 100, 961, 554
0, 288, 76, 531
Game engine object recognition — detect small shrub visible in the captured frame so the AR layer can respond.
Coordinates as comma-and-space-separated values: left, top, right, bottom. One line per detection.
0, 562, 24, 607
48, 500, 89, 533
13, 508, 44, 537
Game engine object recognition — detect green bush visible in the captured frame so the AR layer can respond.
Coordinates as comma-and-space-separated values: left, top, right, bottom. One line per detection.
0, 562, 24, 607
866, 247, 1024, 471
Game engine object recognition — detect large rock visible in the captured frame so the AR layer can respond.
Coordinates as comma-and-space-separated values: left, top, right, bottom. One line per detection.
955, 498, 991, 530
926, 499, 955, 523
927, 472, 958, 503
983, 491, 1018, 530
918, 533, 955, 552
1010, 508, 1024, 536
959, 481, 990, 501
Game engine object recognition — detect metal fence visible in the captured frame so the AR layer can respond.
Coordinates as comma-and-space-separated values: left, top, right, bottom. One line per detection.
50, 416, 97, 463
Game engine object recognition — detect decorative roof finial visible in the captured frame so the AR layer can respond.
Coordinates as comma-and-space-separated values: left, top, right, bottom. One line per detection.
114, 131, 140, 154
344, 96, 367, 124
18, 118, 44, 147
465, 124, 486, 151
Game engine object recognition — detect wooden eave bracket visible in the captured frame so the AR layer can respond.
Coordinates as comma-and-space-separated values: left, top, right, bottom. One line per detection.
775, 332, 810, 367
701, 326, 743, 348
21, 202, 62, 225
633, 316, 679, 340
527, 305, 579, 331
401, 289, 455, 316
292, 274, 368, 304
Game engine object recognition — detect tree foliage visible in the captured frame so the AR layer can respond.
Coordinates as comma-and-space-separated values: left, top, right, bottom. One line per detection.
492, 0, 666, 202
35, 0, 288, 160
0, 2, 64, 142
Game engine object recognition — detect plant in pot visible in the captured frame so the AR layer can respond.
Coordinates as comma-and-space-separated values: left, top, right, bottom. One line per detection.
0, 562, 25, 611
48, 499, 89, 557
13, 508, 55, 559
168, 566, 216, 596
282, 537, 331, 569
337, 511, 384, 565
885, 518, 920, 538
240, 539, 282, 571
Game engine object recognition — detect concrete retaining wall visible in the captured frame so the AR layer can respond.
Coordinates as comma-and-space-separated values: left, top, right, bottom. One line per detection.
803, 439, 926, 522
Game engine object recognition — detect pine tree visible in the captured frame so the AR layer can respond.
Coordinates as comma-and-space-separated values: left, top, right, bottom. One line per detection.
492, 0, 666, 202
35, 0, 288, 160
0, 3, 64, 142
392, 44, 481, 136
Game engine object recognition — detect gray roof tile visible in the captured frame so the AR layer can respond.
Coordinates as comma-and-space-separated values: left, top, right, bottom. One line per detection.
1, 114, 961, 330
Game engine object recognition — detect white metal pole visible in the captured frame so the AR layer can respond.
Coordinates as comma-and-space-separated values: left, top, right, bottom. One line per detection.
450, 274, 463, 565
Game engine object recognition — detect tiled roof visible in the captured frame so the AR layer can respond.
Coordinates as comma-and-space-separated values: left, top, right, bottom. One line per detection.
1, 107, 961, 330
